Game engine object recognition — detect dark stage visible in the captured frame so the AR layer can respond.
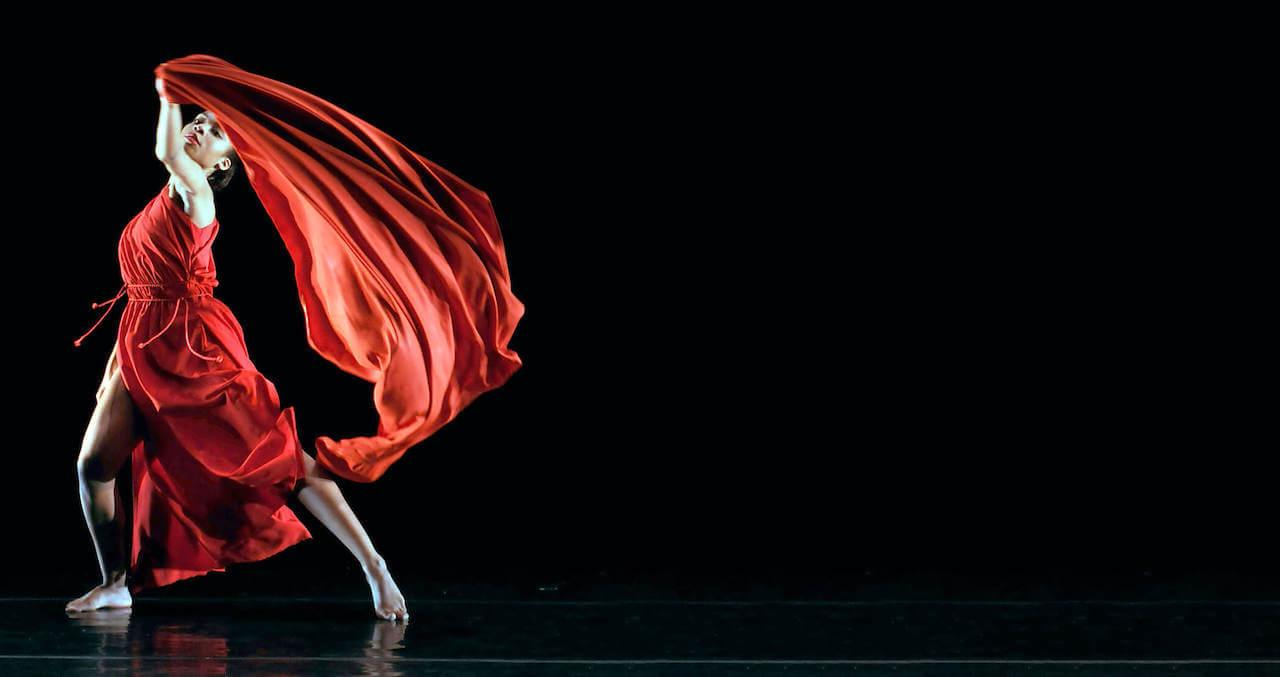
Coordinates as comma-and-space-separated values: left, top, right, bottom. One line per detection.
7, 14, 1274, 677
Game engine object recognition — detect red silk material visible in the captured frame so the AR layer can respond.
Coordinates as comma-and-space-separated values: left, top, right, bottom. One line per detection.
152, 54, 525, 483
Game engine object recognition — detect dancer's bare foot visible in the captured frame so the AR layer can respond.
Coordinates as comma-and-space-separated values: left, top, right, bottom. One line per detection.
65, 580, 132, 612
364, 556, 409, 621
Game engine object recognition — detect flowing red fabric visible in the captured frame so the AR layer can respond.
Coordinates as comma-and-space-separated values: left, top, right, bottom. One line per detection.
151, 54, 525, 483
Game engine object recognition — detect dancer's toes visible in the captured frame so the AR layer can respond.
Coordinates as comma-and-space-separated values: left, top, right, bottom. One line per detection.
376, 600, 409, 621
376, 605, 408, 621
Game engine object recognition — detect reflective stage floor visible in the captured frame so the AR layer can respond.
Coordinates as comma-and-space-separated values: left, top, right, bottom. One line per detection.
5, 569, 1280, 675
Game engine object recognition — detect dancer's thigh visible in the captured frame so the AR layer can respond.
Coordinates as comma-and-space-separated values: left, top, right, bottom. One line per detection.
77, 369, 141, 482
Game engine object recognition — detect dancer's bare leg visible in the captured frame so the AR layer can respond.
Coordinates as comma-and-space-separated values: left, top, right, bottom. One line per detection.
293, 452, 409, 621
67, 368, 137, 612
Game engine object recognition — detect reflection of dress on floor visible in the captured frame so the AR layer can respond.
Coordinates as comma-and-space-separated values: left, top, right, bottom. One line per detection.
75, 183, 312, 594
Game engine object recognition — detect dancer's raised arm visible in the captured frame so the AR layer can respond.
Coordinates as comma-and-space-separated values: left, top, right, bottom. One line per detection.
153, 78, 185, 159
153, 79, 214, 208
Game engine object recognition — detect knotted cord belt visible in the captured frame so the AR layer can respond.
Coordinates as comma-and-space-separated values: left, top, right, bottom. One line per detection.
74, 280, 224, 363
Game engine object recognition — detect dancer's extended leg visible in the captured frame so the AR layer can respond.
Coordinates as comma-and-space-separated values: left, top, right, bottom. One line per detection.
293, 453, 409, 621
67, 368, 137, 612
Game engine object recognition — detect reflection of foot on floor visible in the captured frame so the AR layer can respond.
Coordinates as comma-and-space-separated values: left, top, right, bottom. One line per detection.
65, 581, 133, 612
364, 556, 409, 622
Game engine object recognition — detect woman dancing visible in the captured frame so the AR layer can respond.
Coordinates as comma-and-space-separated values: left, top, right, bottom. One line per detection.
65, 77, 409, 621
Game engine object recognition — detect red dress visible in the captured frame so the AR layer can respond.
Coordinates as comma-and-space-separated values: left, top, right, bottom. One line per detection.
75, 183, 312, 594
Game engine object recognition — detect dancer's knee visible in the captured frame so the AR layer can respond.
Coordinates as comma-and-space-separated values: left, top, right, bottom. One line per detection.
299, 451, 335, 483
77, 454, 111, 483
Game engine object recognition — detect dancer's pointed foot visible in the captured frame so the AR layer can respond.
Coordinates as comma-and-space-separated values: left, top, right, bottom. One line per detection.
65, 580, 132, 612
364, 556, 409, 621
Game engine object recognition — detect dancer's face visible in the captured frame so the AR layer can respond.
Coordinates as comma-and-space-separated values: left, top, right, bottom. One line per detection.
181, 110, 233, 173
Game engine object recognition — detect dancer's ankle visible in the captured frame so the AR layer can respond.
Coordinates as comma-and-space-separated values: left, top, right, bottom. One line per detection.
362, 554, 387, 576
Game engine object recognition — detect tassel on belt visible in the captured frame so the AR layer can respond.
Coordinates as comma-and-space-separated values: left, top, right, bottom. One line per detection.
74, 280, 224, 363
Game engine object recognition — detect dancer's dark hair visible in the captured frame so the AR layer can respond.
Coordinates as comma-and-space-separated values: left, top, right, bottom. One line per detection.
210, 147, 240, 192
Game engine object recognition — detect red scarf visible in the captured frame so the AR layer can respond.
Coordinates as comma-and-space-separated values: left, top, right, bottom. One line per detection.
155, 54, 524, 482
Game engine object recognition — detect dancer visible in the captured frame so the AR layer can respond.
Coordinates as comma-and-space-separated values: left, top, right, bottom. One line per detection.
66, 79, 409, 621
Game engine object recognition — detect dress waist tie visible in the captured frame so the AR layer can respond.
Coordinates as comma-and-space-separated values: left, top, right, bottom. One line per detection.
74, 282, 127, 348
74, 281, 224, 363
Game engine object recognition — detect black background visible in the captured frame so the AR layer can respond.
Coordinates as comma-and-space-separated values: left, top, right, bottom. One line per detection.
5, 20, 1269, 598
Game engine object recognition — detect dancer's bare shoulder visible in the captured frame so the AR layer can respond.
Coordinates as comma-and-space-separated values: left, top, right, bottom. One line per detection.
167, 181, 217, 229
